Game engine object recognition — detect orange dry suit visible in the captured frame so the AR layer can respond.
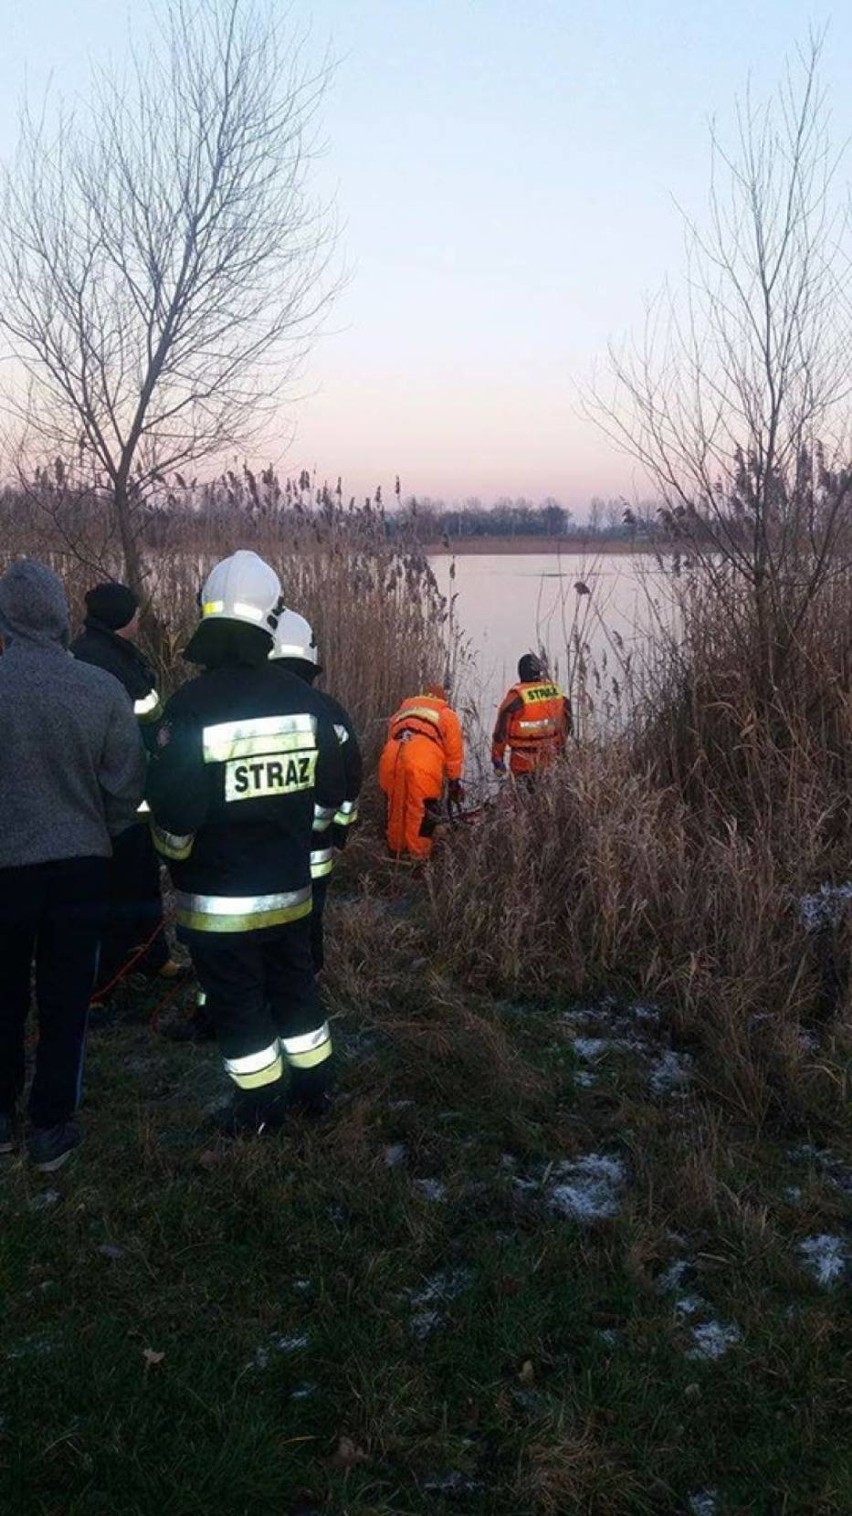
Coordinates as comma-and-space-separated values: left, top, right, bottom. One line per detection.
491, 680, 570, 776
378, 693, 464, 859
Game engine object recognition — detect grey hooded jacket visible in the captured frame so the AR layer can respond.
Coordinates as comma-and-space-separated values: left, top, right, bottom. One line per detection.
0, 560, 146, 868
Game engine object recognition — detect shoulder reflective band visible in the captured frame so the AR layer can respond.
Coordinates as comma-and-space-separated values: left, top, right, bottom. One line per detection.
224, 1042, 283, 1090
175, 886, 312, 932
203, 713, 318, 763
152, 824, 195, 860
313, 802, 336, 832
333, 799, 359, 827
280, 1022, 332, 1070
310, 846, 335, 879
134, 689, 163, 722
398, 704, 441, 725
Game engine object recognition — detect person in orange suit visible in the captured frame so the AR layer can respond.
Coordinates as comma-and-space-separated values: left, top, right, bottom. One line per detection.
378, 684, 464, 859
492, 653, 570, 782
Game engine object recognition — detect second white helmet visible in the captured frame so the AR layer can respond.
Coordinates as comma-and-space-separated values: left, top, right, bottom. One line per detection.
270, 608, 320, 667
199, 550, 283, 630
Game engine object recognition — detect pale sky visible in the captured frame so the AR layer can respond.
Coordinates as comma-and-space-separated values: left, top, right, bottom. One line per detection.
1, 0, 850, 511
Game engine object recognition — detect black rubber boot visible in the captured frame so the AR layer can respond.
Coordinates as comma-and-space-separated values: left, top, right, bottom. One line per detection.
217, 1082, 288, 1138
288, 1062, 334, 1119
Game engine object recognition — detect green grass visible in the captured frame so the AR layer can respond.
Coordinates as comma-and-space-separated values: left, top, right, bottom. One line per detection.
1, 887, 849, 1516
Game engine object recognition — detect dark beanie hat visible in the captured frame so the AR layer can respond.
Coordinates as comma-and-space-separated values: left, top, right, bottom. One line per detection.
85, 582, 139, 631
518, 652, 544, 683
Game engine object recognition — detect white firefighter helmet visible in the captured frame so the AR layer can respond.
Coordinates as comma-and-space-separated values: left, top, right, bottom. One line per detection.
270, 608, 321, 667
198, 550, 283, 630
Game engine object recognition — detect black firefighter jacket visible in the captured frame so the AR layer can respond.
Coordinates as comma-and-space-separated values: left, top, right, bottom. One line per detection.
71, 618, 163, 751
146, 662, 345, 939
319, 689, 363, 851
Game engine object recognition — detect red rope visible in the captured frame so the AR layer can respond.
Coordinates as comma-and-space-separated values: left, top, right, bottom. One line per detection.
148, 974, 192, 1036
93, 914, 172, 1002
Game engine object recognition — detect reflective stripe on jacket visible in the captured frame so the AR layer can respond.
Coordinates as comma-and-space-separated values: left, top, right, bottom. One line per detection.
174, 885, 312, 933
387, 694, 464, 780
491, 681, 569, 772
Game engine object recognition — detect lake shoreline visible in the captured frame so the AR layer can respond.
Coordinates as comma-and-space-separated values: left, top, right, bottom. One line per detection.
425, 535, 659, 556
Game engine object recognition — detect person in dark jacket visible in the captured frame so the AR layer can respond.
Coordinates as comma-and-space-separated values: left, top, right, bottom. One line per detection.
270, 609, 362, 972
146, 552, 346, 1134
0, 561, 145, 1171
71, 583, 179, 992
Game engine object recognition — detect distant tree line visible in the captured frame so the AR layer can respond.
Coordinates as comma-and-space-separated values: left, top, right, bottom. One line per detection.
0, 465, 673, 566
389, 493, 663, 543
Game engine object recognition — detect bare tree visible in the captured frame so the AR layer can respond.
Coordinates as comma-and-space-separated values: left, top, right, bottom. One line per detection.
591, 38, 852, 691
0, 0, 334, 595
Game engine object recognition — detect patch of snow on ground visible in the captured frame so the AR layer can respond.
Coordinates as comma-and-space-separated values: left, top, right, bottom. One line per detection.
423, 1473, 484, 1496
787, 1145, 852, 1196
28, 1189, 61, 1211
799, 1234, 848, 1288
686, 1320, 742, 1360
798, 881, 852, 931
674, 1295, 707, 1318
407, 1268, 474, 1341
548, 1154, 626, 1221
410, 1268, 473, 1308
649, 1050, 693, 1095
252, 1334, 309, 1370
410, 1309, 444, 1341
658, 1259, 691, 1292
572, 1037, 612, 1059
627, 1001, 661, 1024
688, 1492, 718, 1516
415, 1178, 447, 1202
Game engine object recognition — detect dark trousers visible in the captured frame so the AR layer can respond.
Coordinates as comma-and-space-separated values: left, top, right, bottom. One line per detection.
310, 877, 329, 972
188, 916, 331, 1097
0, 857, 108, 1127
97, 822, 168, 990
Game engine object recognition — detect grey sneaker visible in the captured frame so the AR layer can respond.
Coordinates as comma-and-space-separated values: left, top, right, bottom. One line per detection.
0, 1112, 14, 1155
27, 1120, 83, 1173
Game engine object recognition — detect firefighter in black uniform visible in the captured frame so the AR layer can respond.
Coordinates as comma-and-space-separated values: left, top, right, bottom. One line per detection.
270, 609, 362, 972
71, 582, 179, 992
146, 552, 345, 1133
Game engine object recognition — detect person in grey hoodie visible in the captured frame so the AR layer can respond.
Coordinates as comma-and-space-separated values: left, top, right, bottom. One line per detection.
0, 560, 145, 1171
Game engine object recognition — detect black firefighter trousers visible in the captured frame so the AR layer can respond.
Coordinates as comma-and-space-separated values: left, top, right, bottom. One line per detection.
185, 915, 332, 1105
0, 857, 108, 1128
97, 822, 169, 991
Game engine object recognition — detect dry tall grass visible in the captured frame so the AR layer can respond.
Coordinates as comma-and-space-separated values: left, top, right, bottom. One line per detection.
2, 474, 849, 1137
0, 477, 451, 771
